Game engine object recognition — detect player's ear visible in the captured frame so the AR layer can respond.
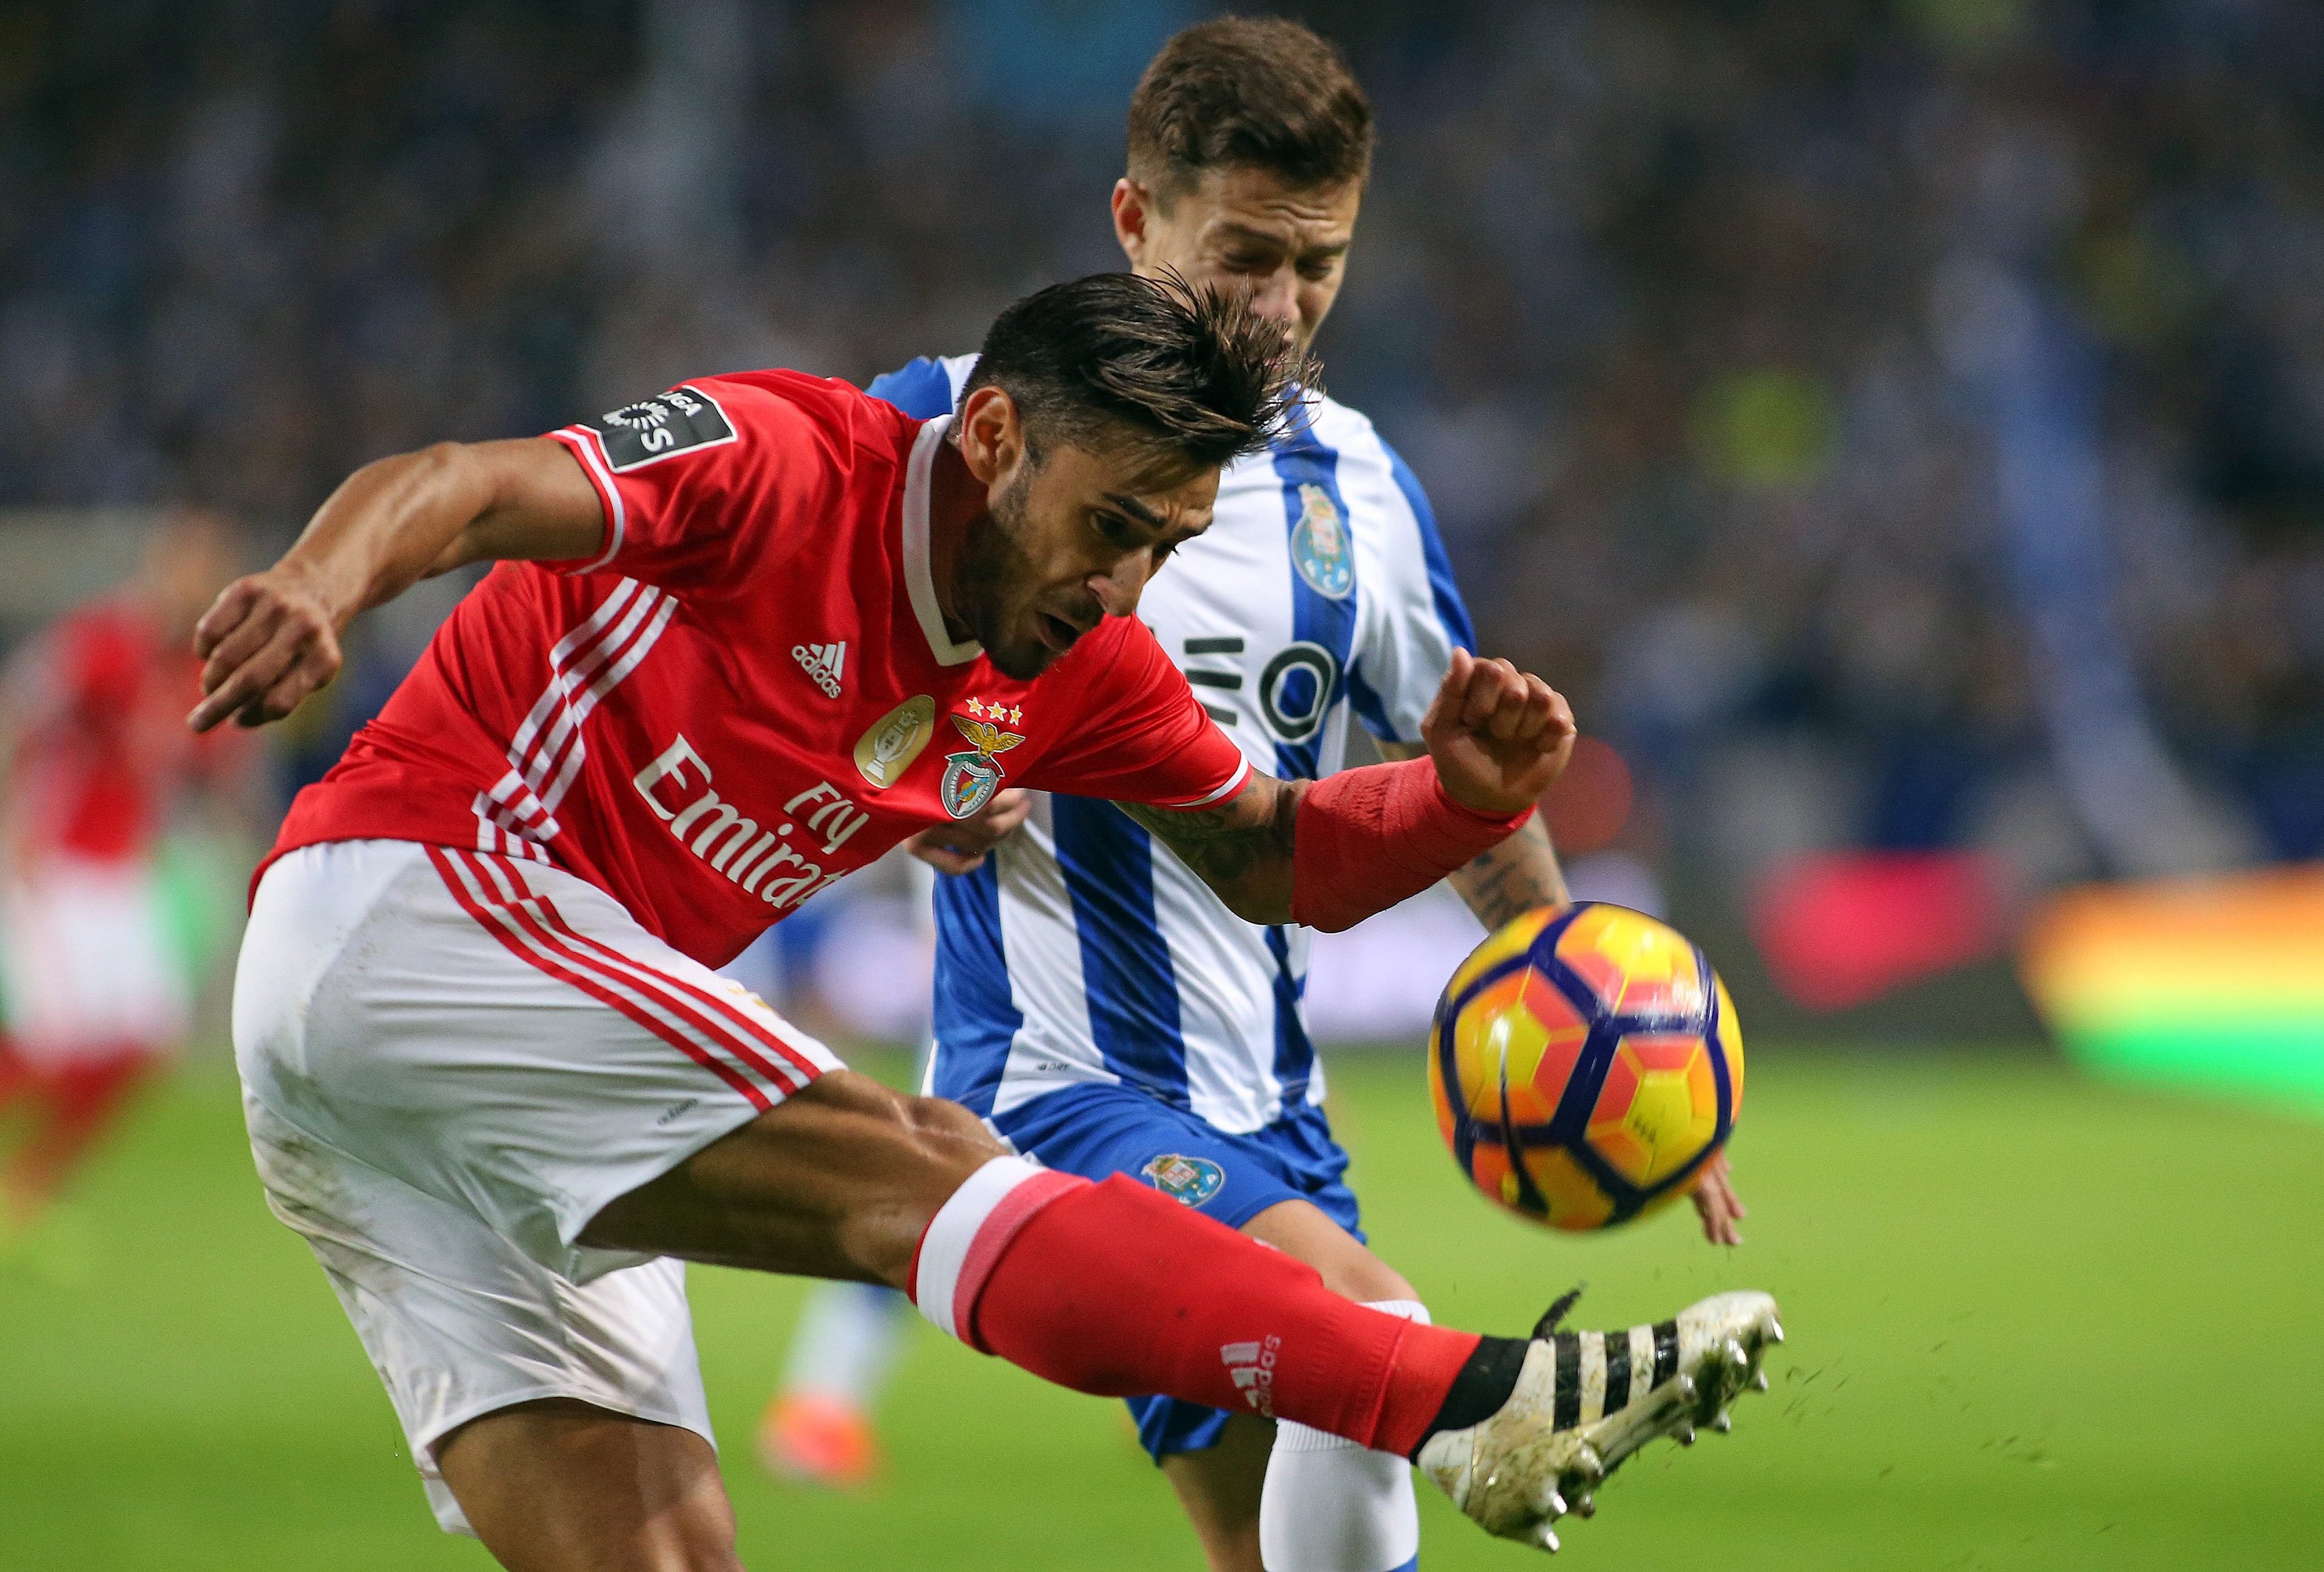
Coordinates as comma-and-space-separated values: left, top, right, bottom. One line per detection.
955, 385, 1025, 487
1112, 177, 1152, 267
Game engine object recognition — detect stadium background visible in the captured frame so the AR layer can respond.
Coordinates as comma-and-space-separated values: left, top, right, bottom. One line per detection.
1, 1, 2319, 1567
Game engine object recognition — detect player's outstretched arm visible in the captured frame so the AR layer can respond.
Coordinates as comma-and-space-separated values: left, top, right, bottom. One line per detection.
1124, 650, 1575, 928
187, 438, 603, 732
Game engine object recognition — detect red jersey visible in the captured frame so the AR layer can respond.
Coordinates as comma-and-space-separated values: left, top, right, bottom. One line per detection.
269, 371, 1250, 966
7, 598, 226, 864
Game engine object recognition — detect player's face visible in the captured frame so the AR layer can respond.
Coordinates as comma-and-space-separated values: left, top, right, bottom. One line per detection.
954, 394, 1219, 681
1114, 166, 1361, 357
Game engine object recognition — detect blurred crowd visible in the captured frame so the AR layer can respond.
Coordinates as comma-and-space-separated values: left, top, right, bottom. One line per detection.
3, 0, 2320, 898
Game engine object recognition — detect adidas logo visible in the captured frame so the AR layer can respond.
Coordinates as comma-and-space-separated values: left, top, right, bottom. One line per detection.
1219, 1335, 1281, 1417
792, 641, 845, 698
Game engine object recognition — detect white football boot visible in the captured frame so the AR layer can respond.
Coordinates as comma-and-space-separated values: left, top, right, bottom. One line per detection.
1416, 1288, 1783, 1553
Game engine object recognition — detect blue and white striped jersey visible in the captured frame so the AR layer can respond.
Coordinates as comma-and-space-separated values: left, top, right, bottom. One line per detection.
875, 355, 1473, 1134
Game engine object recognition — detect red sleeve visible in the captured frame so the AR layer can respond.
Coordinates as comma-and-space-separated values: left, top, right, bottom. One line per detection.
1024, 619, 1254, 809
545, 373, 852, 592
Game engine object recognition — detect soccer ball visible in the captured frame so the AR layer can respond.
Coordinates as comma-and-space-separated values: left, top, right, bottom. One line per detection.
1428, 903, 1743, 1231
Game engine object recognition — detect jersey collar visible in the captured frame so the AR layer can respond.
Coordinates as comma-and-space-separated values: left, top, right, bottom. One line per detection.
902, 414, 984, 668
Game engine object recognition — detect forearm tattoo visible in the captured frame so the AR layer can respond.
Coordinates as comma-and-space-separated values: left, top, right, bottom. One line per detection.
1119, 776, 1299, 908
1451, 815, 1569, 929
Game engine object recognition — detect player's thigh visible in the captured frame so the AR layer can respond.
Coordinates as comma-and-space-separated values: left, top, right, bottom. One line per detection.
245, 1094, 722, 1541
1241, 1197, 1417, 1306
580, 1070, 1006, 1286
1157, 1412, 1276, 1572
239, 840, 845, 1281
436, 1399, 742, 1572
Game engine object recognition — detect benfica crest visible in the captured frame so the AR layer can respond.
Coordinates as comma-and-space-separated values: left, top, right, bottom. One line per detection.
940, 711, 1026, 818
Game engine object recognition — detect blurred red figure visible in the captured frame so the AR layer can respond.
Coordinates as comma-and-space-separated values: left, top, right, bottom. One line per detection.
0, 512, 251, 1227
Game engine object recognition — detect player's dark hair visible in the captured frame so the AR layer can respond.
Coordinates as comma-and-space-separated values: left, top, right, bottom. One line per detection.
962, 271, 1309, 474
1126, 16, 1374, 203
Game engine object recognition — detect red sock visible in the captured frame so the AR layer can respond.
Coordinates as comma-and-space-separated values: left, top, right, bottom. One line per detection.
909, 1160, 1480, 1456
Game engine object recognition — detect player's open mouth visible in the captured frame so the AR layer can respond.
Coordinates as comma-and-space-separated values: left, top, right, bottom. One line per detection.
1036, 612, 1081, 652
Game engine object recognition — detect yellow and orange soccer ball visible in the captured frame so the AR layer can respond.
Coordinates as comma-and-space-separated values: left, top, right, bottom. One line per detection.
1428, 903, 1743, 1231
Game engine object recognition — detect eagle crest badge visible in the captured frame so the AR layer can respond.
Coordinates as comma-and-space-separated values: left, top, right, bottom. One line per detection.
939, 712, 1026, 818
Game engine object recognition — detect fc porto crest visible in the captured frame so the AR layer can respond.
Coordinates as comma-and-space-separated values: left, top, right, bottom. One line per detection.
939, 701, 1026, 818
1290, 482, 1354, 599
1141, 1152, 1225, 1208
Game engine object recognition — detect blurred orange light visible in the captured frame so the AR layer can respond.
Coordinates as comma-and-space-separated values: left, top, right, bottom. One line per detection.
1540, 736, 1632, 854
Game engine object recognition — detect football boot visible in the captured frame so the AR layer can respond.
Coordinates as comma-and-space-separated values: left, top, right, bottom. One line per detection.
1417, 1287, 1782, 1552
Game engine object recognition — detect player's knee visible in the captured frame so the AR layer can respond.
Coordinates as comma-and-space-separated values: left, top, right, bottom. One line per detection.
438, 1401, 742, 1572
613, 1490, 742, 1572
810, 1080, 1006, 1289
667, 1499, 746, 1572
808, 1073, 1003, 1168
899, 1090, 1004, 1154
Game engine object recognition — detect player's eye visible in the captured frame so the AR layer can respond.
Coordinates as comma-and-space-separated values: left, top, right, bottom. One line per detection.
1091, 512, 1137, 548
1298, 257, 1338, 281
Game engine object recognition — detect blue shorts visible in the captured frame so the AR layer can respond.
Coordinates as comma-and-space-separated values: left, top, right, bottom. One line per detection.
992, 1081, 1364, 1462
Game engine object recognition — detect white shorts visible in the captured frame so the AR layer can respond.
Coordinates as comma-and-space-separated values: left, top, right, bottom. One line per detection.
234, 839, 841, 1534
2, 856, 190, 1066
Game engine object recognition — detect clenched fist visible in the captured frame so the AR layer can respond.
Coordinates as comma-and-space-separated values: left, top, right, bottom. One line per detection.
1419, 649, 1577, 818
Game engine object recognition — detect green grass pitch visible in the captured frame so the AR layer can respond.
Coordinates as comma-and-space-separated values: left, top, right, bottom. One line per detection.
3, 1047, 2320, 1570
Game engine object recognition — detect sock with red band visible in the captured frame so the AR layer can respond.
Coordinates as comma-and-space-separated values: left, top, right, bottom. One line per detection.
1291, 757, 1533, 934
909, 1159, 1483, 1456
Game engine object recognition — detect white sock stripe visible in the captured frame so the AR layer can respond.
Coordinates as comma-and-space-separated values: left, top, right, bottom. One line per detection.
1272, 1420, 1359, 1456
1364, 1298, 1430, 1325
911, 1155, 1048, 1340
